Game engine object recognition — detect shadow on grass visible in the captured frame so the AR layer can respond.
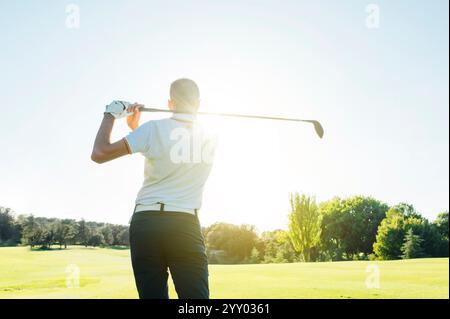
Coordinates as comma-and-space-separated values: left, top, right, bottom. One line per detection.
29, 246, 67, 252
108, 245, 130, 250
27, 245, 130, 252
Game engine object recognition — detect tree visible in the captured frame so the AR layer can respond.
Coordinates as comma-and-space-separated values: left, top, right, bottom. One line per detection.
118, 228, 130, 246
340, 196, 388, 257
21, 215, 43, 248
53, 221, 66, 249
205, 223, 258, 262
318, 197, 346, 260
392, 203, 422, 219
100, 225, 114, 246
0, 207, 21, 245
88, 229, 105, 247
319, 196, 388, 260
77, 219, 91, 247
414, 220, 446, 257
249, 247, 261, 264
39, 224, 54, 249
401, 229, 424, 259
53, 220, 77, 248
111, 225, 125, 245
434, 212, 449, 240
259, 230, 299, 263
433, 212, 449, 257
373, 205, 425, 260
288, 193, 321, 262
63, 220, 77, 247
0, 206, 131, 248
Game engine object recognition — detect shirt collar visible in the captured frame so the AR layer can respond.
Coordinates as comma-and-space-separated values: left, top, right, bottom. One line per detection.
171, 112, 197, 122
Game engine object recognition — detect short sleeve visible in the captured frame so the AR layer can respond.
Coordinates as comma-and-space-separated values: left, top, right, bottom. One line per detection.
125, 121, 153, 154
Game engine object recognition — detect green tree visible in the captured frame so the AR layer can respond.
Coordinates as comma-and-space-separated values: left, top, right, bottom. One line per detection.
1, 207, 132, 249
205, 223, 258, 263
110, 224, 125, 245
0, 207, 21, 245
118, 228, 130, 246
433, 211, 449, 257
260, 230, 299, 263
77, 219, 91, 247
21, 215, 43, 248
249, 247, 261, 264
53, 221, 66, 249
341, 196, 388, 257
39, 224, 54, 249
393, 203, 422, 219
53, 220, 77, 249
318, 197, 346, 260
415, 220, 446, 257
319, 196, 388, 260
373, 205, 424, 260
100, 225, 114, 246
434, 212, 449, 240
63, 220, 77, 247
88, 229, 105, 247
401, 229, 424, 259
288, 193, 321, 262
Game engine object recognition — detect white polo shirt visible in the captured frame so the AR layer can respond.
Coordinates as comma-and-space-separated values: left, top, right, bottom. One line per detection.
125, 113, 216, 210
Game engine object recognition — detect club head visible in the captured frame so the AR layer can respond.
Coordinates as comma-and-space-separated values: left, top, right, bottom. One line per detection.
312, 121, 324, 138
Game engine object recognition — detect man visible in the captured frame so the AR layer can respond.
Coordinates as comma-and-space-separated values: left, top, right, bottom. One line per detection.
91, 78, 215, 299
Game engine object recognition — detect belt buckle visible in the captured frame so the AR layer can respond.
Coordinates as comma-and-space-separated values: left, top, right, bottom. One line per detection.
156, 202, 165, 212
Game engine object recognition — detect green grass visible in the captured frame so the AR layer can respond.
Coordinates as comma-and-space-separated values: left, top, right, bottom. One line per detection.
0, 246, 448, 299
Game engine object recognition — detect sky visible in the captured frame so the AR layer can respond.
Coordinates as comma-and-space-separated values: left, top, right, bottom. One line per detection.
0, 0, 448, 231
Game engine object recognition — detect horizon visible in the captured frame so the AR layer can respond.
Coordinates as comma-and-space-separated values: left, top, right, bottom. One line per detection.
0, 0, 448, 231
2, 194, 447, 234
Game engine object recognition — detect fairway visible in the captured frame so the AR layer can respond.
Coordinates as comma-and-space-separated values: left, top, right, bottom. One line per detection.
0, 246, 448, 299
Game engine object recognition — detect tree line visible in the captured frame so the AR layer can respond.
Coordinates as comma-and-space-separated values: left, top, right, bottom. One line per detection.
203, 195, 448, 263
1, 195, 448, 263
0, 207, 129, 249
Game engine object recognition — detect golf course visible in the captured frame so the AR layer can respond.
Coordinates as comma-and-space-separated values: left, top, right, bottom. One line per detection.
0, 246, 448, 299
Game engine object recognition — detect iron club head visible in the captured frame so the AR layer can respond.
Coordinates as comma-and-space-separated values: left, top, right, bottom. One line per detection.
311, 121, 324, 139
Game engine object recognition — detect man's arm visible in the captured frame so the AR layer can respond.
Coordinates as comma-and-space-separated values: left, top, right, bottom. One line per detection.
91, 103, 142, 164
91, 114, 131, 164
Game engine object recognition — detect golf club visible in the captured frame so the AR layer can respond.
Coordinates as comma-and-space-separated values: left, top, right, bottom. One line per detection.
139, 107, 324, 138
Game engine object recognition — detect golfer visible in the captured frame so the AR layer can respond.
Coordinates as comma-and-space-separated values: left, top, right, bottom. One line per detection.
91, 79, 215, 299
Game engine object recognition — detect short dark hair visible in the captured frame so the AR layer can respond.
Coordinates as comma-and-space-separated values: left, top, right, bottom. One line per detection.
170, 78, 200, 113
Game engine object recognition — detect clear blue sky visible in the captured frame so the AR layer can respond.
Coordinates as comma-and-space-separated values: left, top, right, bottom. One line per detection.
0, 0, 448, 231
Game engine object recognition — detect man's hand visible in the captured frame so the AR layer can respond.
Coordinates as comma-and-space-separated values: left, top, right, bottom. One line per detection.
91, 100, 143, 164
105, 100, 130, 119
126, 103, 142, 131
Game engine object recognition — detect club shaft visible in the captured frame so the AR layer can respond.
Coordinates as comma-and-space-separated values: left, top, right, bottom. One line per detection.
140, 107, 316, 124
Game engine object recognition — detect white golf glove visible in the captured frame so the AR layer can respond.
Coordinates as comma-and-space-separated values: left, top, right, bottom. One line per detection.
105, 100, 131, 119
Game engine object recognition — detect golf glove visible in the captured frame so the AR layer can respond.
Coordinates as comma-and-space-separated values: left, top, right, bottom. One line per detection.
105, 100, 131, 119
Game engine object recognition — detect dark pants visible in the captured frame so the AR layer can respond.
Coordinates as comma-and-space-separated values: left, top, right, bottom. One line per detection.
129, 211, 209, 299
